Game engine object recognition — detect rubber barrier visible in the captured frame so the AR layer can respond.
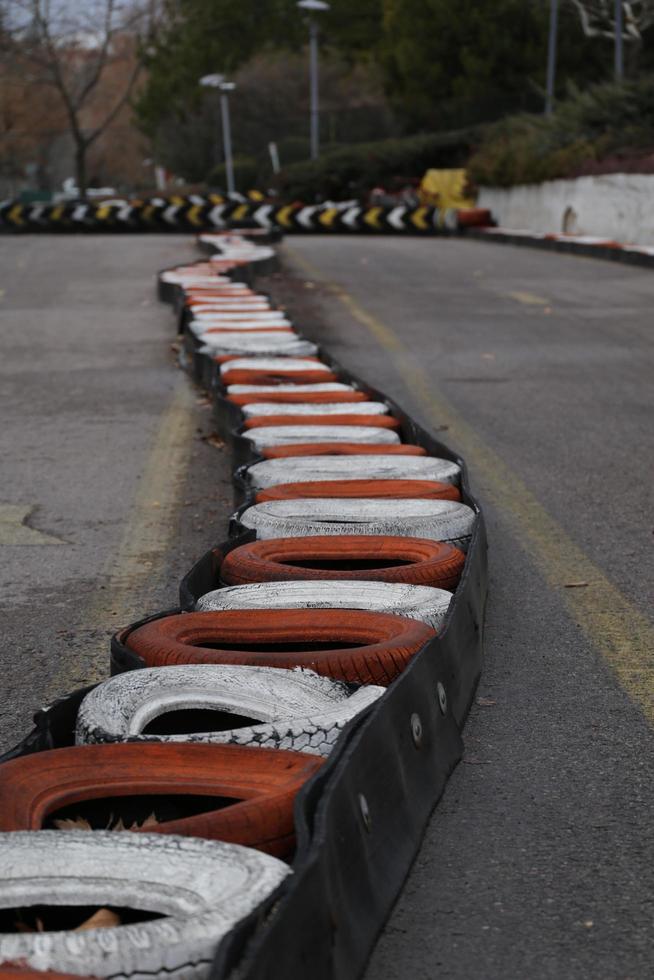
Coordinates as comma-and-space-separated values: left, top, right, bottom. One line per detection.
1, 234, 488, 980
75, 664, 384, 757
228, 387, 367, 406
0, 196, 491, 235
196, 581, 452, 632
466, 226, 654, 269
255, 478, 461, 503
261, 442, 428, 459
0, 831, 289, 980
216, 535, 465, 593
114, 608, 437, 687
242, 413, 401, 431
0, 972, 88, 980
0, 741, 321, 858
240, 454, 460, 493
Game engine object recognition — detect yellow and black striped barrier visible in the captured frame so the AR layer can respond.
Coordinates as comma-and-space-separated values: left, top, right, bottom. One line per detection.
0, 195, 492, 235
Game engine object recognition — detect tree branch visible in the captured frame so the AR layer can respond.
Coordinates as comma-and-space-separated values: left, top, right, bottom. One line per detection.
86, 53, 143, 146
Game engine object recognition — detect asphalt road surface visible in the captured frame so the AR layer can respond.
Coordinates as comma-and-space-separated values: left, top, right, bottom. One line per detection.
1, 233, 652, 980
0, 235, 234, 750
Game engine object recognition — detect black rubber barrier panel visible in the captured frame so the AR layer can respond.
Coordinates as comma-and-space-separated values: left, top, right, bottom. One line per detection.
208, 562, 475, 980
163, 254, 488, 979
463, 227, 654, 270
0, 233, 488, 980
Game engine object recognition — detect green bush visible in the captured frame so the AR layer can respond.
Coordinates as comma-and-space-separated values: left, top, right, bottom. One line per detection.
273, 130, 478, 202
468, 75, 654, 187
207, 155, 259, 194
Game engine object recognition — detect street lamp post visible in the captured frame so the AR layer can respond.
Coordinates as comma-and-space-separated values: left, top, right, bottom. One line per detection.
615, 0, 624, 80
199, 73, 237, 195
297, 0, 330, 161
545, 0, 559, 116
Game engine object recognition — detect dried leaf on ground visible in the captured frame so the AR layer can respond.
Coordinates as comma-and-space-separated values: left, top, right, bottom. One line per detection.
110, 812, 159, 832
201, 432, 226, 450
75, 908, 121, 931
53, 816, 93, 831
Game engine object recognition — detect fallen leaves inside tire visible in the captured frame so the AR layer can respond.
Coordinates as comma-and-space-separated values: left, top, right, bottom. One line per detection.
53, 812, 159, 832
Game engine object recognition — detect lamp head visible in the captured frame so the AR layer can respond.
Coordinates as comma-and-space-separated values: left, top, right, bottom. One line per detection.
297, 0, 330, 11
199, 73, 225, 88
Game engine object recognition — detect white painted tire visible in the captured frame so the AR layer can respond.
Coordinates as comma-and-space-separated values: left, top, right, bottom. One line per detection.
193, 317, 291, 329
160, 272, 234, 286
191, 320, 291, 335
243, 426, 401, 449
228, 382, 356, 394
192, 311, 285, 322
0, 831, 289, 980
191, 310, 279, 321
220, 358, 331, 375
76, 664, 383, 756
241, 401, 388, 418
197, 580, 452, 630
199, 336, 318, 357
189, 299, 271, 307
189, 302, 271, 311
238, 498, 476, 549
243, 454, 461, 490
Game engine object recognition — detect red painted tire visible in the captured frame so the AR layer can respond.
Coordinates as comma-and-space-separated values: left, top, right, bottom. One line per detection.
255, 479, 461, 503
228, 390, 367, 406
223, 369, 339, 385
242, 414, 401, 431
456, 207, 493, 228
0, 972, 86, 980
262, 442, 428, 459
124, 609, 435, 686
221, 535, 465, 591
0, 742, 321, 859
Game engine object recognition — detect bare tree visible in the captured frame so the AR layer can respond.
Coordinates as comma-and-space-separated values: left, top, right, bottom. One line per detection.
568, 0, 654, 40
4, 0, 157, 197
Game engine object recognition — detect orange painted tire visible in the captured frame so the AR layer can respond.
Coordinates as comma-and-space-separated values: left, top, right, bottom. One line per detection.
456, 207, 493, 228
242, 414, 401, 431
262, 442, 428, 459
124, 609, 435, 686
255, 479, 461, 503
0, 742, 321, 858
221, 535, 465, 591
228, 390, 367, 406
221, 368, 338, 385
0, 972, 86, 980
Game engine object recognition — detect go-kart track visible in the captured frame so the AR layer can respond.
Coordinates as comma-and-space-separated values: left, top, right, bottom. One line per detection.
0, 232, 652, 980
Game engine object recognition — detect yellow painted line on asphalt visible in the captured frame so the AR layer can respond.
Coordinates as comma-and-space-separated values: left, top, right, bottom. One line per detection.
506, 290, 550, 306
0, 504, 65, 545
286, 245, 654, 726
46, 377, 197, 694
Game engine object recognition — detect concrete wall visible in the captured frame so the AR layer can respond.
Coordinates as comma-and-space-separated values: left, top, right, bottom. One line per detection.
478, 173, 654, 245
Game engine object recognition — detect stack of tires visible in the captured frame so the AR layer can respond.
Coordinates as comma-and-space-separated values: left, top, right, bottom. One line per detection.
0, 232, 487, 980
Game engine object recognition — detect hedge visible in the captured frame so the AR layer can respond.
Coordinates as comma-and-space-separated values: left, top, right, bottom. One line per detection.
272, 129, 479, 202
468, 75, 654, 188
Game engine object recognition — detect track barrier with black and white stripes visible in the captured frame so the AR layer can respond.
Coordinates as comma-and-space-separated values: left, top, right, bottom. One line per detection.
0, 194, 492, 236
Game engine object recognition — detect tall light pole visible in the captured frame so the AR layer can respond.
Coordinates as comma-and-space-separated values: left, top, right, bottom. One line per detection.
615, 0, 624, 80
297, 0, 330, 161
199, 73, 237, 195
545, 0, 558, 115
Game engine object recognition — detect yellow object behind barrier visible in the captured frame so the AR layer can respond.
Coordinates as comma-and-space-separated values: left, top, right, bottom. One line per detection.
419, 169, 474, 210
